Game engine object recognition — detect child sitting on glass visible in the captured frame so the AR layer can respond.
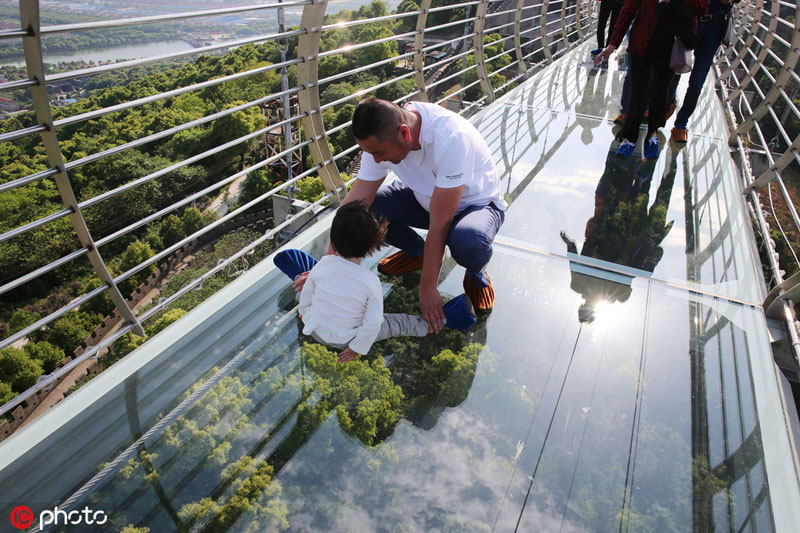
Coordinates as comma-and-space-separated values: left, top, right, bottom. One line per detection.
274, 200, 475, 363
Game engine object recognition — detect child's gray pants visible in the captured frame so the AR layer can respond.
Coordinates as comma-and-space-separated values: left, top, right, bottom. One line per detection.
310, 313, 428, 351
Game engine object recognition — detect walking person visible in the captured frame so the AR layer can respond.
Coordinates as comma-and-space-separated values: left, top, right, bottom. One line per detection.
592, 0, 625, 57
594, 0, 708, 160
671, 0, 739, 143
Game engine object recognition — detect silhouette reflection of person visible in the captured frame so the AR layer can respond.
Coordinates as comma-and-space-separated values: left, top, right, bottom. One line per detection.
561, 139, 679, 323
575, 67, 611, 146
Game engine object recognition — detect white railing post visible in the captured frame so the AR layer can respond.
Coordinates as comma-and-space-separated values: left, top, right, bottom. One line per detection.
513, 0, 528, 76
474, 0, 495, 102
296, 0, 345, 202
18, 0, 144, 337
414, 0, 433, 101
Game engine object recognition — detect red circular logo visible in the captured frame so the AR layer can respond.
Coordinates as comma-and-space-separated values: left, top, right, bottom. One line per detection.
10, 506, 34, 529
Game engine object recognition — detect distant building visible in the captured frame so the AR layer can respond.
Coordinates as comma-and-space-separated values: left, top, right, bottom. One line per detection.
0, 97, 19, 113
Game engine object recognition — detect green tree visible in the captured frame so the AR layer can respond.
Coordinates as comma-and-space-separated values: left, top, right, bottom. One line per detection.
159, 214, 186, 248
120, 240, 156, 275
182, 207, 205, 237
149, 308, 187, 336
358, 0, 388, 18
0, 347, 43, 393
295, 176, 325, 203
395, 0, 420, 33
23, 341, 65, 374
8, 308, 41, 337
0, 381, 13, 405
47, 310, 100, 355
239, 167, 274, 207
352, 24, 398, 78
80, 277, 115, 318
320, 82, 356, 107
109, 332, 146, 363
318, 54, 348, 80
210, 102, 261, 169
302, 343, 405, 446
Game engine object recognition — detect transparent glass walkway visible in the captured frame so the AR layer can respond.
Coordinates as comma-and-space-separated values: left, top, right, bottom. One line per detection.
2, 42, 799, 532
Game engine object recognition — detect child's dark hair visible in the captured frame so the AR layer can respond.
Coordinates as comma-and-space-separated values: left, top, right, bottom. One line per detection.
330, 200, 387, 259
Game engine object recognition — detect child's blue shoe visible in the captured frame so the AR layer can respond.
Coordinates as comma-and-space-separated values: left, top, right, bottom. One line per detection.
643, 136, 660, 160
616, 140, 635, 158
274, 249, 317, 280
443, 294, 476, 330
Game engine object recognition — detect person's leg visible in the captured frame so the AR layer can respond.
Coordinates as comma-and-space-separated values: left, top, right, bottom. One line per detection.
619, 52, 631, 115
664, 73, 681, 121
674, 19, 725, 130
607, 0, 623, 50
618, 52, 649, 143
446, 203, 505, 288
370, 180, 429, 257
374, 313, 429, 342
596, 0, 611, 49
646, 40, 675, 139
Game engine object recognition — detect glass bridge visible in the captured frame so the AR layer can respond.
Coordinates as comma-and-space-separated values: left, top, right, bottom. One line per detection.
1, 0, 799, 532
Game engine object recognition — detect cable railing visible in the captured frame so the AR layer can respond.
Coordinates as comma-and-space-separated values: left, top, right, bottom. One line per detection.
714, 0, 800, 359
0, 0, 597, 431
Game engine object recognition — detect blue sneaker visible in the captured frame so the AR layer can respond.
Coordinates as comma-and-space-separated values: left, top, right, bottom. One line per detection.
643, 137, 660, 160
590, 48, 602, 56
443, 294, 476, 330
274, 249, 317, 280
616, 140, 635, 158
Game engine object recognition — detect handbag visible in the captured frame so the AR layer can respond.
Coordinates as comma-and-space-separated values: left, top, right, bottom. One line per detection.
723, 14, 734, 47
670, 37, 693, 74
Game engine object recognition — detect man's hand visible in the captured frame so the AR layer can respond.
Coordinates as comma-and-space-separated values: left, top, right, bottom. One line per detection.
338, 347, 359, 363
293, 271, 309, 292
593, 45, 616, 65
420, 285, 445, 334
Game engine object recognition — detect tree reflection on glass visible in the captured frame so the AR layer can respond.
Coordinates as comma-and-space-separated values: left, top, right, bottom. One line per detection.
560, 139, 679, 323
83, 278, 488, 532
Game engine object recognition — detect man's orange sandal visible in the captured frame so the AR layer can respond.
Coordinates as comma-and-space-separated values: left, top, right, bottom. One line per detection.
463, 273, 494, 316
378, 250, 424, 275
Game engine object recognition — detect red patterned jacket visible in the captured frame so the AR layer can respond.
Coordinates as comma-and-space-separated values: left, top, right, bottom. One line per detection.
609, 0, 709, 55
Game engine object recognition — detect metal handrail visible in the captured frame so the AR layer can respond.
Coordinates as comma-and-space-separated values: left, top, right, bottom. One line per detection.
37, 2, 312, 34
714, 0, 800, 362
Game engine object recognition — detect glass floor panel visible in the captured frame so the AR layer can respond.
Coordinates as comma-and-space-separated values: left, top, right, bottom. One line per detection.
473, 61, 764, 305
1, 41, 798, 532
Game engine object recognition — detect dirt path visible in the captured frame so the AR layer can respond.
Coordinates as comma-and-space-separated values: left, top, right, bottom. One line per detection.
207, 175, 247, 216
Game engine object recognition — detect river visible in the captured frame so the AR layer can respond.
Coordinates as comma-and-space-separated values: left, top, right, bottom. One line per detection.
0, 0, 403, 68
0, 39, 197, 68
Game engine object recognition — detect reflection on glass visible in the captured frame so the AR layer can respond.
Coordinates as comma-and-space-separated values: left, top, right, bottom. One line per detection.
574, 67, 610, 146
560, 139, 678, 323
688, 299, 774, 532
54, 283, 485, 532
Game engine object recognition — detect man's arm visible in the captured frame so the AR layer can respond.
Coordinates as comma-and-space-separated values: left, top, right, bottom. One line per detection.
341, 177, 384, 208
420, 185, 463, 333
